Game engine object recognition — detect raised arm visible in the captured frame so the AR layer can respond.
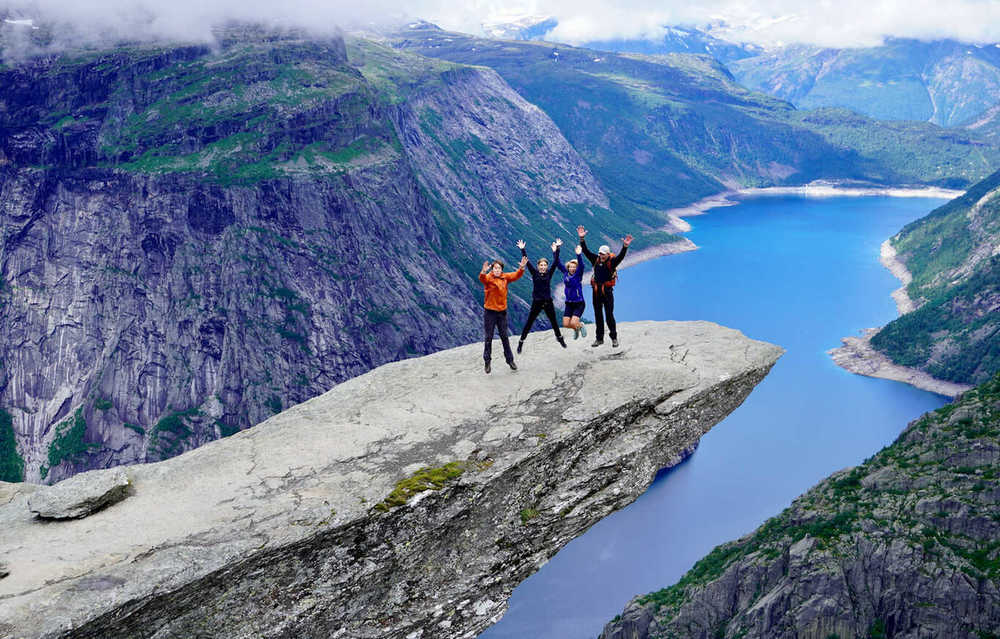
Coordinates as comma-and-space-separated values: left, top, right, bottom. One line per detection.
577, 226, 598, 264
517, 239, 537, 276
505, 255, 528, 281
551, 241, 562, 274
610, 234, 632, 269
478, 260, 490, 283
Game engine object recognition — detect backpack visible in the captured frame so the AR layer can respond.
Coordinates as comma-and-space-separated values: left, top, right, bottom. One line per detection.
590, 253, 618, 291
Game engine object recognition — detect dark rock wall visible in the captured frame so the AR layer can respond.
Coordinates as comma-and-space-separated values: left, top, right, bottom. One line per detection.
0, 34, 610, 482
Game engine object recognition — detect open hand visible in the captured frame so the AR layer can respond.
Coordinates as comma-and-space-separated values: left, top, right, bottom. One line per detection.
623, 234, 633, 247
550, 241, 558, 252
516, 239, 526, 250
554, 238, 563, 247
577, 225, 587, 238
575, 244, 582, 255
519, 255, 528, 268
482, 261, 491, 273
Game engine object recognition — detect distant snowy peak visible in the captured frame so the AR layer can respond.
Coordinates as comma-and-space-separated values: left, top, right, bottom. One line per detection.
481, 14, 557, 41
584, 23, 761, 63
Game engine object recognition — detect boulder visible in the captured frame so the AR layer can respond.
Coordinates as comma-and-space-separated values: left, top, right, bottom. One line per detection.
28, 468, 131, 519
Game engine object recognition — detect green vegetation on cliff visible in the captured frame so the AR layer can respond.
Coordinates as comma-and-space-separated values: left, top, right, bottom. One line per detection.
0, 409, 24, 483
613, 373, 1000, 639
870, 170, 1000, 384
374, 461, 468, 512
43, 408, 97, 479
149, 409, 200, 460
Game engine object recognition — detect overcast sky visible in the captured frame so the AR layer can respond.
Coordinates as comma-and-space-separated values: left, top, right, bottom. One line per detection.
4, 0, 1000, 49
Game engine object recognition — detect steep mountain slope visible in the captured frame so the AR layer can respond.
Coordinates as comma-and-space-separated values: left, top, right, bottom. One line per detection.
600, 372, 1000, 639
870, 170, 1000, 385
0, 28, 622, 483
729, 39, 1000, 127
392, 23, 1000, 209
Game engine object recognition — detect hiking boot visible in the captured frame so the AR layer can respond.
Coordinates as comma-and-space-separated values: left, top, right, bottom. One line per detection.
508, 360, 518, 371
517, 341, 524, 354
573, 328, 579, 340
591, 339, 604, 347
580, 324, 587, 337
612, 338, 619, 348
485, 361, 491, 374
557, 336, 567, 348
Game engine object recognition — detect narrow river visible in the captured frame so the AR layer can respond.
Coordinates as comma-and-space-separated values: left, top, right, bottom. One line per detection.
480, 194, 950, 639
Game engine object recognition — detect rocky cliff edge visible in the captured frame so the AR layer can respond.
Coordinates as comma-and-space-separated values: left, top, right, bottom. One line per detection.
0, 320, 782, 639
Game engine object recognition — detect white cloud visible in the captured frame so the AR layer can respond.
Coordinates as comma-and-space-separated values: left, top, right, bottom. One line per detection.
420, 0, 1000, 48
3, 0, 1000, 51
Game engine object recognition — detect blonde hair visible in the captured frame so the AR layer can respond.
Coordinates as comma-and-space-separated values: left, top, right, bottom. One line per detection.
537, 258, 549, 267
566, 259, 579, 268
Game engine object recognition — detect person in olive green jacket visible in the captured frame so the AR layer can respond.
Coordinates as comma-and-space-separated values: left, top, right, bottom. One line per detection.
478, 255, 528, 374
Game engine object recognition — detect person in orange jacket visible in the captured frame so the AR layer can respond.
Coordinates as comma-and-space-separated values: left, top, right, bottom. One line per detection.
479, 254, 528, 374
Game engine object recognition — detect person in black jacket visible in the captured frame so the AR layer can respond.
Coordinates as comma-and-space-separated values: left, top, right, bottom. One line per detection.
577, 225, 632, 347
516, 238, 567, 353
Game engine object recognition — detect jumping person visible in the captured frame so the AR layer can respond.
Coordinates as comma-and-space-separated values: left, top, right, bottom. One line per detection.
479, 255, 528, 374
516, 239, 567, 353
556, 243, 587, 340
577, 226, 632, 348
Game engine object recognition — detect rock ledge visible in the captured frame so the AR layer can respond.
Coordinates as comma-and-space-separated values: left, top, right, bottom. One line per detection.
0, 321, 781, 639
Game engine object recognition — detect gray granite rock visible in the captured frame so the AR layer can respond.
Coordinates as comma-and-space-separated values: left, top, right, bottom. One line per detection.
0, 321, 782, 639
0, 33, 613, 485
28, 469, 131, 519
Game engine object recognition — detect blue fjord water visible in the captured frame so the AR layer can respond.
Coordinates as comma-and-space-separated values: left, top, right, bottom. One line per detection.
479, 195, 950, 639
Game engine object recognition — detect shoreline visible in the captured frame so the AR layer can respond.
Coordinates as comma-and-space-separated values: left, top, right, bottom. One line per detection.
566, 183, 968, 399
650, 181, 971, 398
623, 182, 961, 274
879, 239, 916, 314
820, 193, 971, 398
828, 329, 972, 398
664, 182, 963, 220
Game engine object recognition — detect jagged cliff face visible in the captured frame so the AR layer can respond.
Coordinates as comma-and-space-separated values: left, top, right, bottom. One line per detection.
600, 372, 1000, 639
0, 30, 614, 483
0, 321, 783, 639
871, 170, 1000, 385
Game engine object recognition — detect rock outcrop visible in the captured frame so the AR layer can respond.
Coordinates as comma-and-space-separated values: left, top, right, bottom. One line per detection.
27, 467, 130, 519
600, 371, 1000, 639
0, 320, 782, 639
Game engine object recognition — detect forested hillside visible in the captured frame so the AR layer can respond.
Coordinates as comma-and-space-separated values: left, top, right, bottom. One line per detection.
871, 170, 1000, 384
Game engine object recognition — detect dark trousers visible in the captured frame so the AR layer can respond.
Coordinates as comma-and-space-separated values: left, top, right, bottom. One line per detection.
593, 288, 617, 340
519, 299, 563, 342
484, 309, 515, 363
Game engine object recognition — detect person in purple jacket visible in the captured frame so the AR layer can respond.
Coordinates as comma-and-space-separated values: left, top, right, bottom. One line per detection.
557, 243, 587, 340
